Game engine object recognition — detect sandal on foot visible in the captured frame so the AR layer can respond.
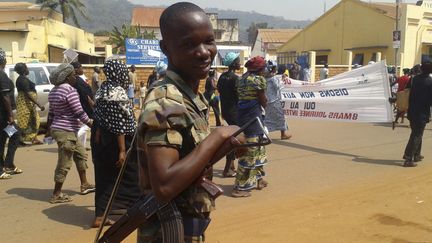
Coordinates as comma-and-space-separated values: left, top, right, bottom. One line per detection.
0, 171, 12, 179
281, 135, 292, 140
5, 167, 23, 175
223, 169, 237, 178
49, 193, 72, 204
80, 184, 96, 195
231, 189, 251, 198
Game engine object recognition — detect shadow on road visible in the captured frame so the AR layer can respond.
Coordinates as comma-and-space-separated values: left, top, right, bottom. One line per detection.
271, 140, 404, 167
42, 204, 94, 228
7, 188, 79, 202
35, 148, 58, 153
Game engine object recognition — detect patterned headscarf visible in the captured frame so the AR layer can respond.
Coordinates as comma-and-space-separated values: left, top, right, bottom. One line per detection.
49, 63, 74, 86
245, 56, 266, 72
94, 59, 136, 135
0, 48, 6, 63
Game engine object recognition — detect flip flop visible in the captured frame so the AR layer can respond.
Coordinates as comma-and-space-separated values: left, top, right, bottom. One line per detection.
231, 189, 251, 198
222, 169, 237, 178
5, 167, 23, 175
0, 172, 12, 179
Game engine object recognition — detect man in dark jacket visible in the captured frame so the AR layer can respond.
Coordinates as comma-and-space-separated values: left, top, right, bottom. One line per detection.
402, 60, 432, 167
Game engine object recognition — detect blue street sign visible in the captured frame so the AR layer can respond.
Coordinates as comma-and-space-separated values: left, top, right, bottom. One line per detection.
125, 38, 168, 65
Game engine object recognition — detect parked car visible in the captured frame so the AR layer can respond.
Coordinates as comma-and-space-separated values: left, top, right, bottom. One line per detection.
4, 63, 60, 126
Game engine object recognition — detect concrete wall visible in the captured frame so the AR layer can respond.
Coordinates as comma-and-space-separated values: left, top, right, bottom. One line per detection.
0, 17, 94, 63
82, 65, 243, 94
400, 3, 432, 69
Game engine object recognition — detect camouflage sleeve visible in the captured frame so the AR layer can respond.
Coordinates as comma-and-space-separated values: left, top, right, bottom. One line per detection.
138, 84, 194, 148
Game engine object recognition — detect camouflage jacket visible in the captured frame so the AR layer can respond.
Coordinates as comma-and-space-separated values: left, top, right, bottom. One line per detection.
137, 70, 214, 215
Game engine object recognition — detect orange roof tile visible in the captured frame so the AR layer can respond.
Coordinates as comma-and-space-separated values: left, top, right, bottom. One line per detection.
131, 7, 165, 28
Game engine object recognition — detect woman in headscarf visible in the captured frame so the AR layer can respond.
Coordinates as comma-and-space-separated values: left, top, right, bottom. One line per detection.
91, 59, 141, 227
14, 63, 45, 145
264, 64, 292, 140
46, 63, 95, 204
232, 56, 268, 197
217, 51, 240, 177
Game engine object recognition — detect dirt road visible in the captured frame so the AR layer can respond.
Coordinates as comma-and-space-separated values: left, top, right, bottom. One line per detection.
1, 120, 431, 242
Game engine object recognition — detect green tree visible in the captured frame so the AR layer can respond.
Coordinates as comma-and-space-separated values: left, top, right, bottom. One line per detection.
106, 24, 156, 54
36, 0, 89, 27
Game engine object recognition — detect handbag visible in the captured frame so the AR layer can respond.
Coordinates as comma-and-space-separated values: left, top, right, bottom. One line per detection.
396, 88, 410, 112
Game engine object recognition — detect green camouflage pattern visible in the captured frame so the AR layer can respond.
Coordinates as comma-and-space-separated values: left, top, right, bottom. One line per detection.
138, 70, 214, 214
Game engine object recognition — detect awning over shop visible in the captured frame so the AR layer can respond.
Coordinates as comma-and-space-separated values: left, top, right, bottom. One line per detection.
48, 44, 104, 64
344, 45, 388, 51
0, 28, 29, 33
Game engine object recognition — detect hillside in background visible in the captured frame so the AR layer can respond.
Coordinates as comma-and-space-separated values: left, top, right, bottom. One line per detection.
0, 0, 311, 43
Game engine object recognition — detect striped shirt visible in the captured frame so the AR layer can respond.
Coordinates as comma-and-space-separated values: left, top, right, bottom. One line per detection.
48, 83, 90, 132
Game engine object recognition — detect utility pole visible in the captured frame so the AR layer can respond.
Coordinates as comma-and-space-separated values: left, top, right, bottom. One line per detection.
324, 0, 327, 13
395, 0, 400, 72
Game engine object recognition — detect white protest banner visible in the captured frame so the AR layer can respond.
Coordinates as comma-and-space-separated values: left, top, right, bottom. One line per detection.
280, 61, 393, 123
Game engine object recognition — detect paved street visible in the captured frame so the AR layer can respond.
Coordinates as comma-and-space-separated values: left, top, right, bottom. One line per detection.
1, 119, 431, 242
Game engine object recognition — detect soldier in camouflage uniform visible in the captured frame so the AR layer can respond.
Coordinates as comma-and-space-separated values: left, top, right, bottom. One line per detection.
136, 3, 243, 242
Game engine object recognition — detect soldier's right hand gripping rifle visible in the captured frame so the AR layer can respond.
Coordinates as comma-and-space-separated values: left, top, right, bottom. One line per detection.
96, 117, 271, 243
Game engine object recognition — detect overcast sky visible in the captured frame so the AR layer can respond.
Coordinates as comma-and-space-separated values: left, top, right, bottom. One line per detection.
129, 0, 418, 20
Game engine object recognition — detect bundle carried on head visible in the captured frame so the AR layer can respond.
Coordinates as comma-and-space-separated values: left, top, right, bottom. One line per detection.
49, 63, 74, 85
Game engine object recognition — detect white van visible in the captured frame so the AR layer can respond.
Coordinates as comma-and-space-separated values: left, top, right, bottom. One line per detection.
4, 63, 60, 125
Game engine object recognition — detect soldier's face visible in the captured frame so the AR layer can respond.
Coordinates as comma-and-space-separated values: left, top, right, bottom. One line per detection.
161, 11, 217, 82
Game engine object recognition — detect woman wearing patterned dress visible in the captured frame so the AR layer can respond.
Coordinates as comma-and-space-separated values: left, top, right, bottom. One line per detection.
264, 65, 291, 140
91, 59, 141, 227
14, 63, 45, 144
232, 56, 269, 198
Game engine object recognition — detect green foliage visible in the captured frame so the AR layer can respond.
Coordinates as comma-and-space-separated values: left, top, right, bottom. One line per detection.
36, 0, 89, 27
106, 24, 156, 54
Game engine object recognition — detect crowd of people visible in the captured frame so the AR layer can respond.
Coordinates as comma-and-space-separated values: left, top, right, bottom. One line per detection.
1, 2, 431, 241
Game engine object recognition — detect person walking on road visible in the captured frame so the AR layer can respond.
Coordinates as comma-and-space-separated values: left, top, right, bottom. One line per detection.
46, 63, 95, 203
0, 48, 22, 179
217, 51, 240, 177
72, 61, 94, 150
232, 56, 269, 197
14, 63, 45, 145
402, 60, 432, 167
264, 64, 291, 140
91, 59, 141, 227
